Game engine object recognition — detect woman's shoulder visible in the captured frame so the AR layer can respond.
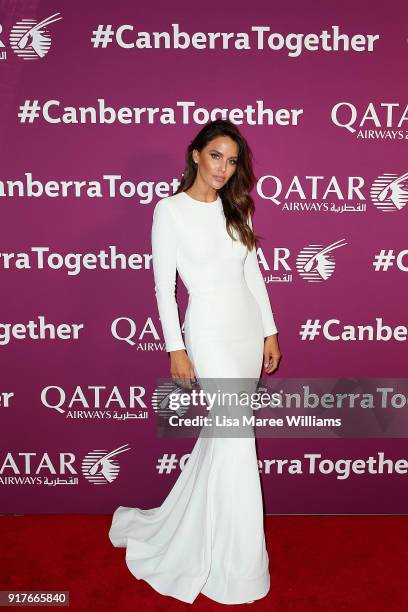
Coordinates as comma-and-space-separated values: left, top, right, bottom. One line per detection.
154, 191, 184, 210
153, 192, 183, 220
153, 192, 183, 227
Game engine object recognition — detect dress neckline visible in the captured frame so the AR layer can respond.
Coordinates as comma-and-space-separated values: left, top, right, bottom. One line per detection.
182, 191, 221, 207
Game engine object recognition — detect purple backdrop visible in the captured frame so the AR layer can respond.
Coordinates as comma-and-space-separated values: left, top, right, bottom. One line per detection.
1, 0, 407, 514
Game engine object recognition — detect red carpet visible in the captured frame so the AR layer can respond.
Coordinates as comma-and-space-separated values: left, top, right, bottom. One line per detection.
1, 515, 407, 611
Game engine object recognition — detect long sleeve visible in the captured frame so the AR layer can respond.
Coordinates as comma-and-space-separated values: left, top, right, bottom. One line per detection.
151, 199, 186, 352
244, 214, 278, 337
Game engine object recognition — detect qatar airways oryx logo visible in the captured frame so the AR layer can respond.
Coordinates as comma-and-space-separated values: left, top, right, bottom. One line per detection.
0, 25, 6, 60
371, 172, 408, 212
261, 238, 348, 284
296, 239, 348, 282
82, 444, 130, 484
331, 102, 408, 139
152, 382, 198, 418
9, 12, 62, 59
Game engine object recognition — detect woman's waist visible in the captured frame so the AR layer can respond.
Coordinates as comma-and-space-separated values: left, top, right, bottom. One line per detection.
187, 282, 249, 298
183, 284, 261, 333
185, 284, 257, 315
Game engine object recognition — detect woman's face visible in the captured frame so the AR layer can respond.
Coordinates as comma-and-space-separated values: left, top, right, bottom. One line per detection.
193, 136, 239, 190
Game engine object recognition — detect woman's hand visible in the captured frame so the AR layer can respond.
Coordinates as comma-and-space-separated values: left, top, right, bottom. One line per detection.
263, 334, 281, 374
169, 350, 196, 389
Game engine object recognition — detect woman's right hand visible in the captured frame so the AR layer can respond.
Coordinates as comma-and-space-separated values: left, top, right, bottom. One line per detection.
170, 350, 196, 389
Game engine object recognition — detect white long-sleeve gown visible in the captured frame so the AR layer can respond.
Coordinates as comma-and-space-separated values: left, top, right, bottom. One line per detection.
108, 191, 278, 605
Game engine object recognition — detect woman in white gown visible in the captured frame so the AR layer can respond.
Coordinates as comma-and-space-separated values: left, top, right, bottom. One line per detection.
109, 119, 281, 605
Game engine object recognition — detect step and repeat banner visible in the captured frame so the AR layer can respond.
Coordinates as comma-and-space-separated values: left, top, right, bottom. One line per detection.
1, 0, 407, 514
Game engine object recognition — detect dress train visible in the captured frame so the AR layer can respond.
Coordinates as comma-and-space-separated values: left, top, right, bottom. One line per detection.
109, 432, 269, 605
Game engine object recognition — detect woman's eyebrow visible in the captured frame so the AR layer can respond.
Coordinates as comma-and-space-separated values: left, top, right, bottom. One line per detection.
209, 149, 238, 159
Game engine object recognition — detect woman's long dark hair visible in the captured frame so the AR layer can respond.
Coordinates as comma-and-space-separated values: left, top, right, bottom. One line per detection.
175, 119, 259, 250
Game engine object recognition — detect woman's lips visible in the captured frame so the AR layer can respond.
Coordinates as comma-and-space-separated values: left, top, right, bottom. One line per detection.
214, 176, 225, 182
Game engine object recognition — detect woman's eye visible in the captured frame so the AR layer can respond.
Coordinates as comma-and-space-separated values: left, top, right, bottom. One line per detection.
210, 153, 236, 165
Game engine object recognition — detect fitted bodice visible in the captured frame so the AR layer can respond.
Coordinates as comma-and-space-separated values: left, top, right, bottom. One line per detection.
173, 192, 248, 296
151, 191, 278, 352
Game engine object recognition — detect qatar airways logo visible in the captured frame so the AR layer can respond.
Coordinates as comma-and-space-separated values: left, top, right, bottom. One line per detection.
112, 316, 173, 351
0, 444, 131, 486
258, 174, 366, 213
261, 238, 348, 284
371, 172, 408, 212
82, 444, 130, 484
41, 384, 149, 421
0, 25, 6, 60
258, 171, 408, 213
295, 239, 348, 282
331, 102, 408, 139
152, 382, 197, 418
9, 12, 62, 59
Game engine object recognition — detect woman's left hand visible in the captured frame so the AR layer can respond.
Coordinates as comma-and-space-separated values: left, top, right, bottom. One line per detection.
263, 334, 281, 374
